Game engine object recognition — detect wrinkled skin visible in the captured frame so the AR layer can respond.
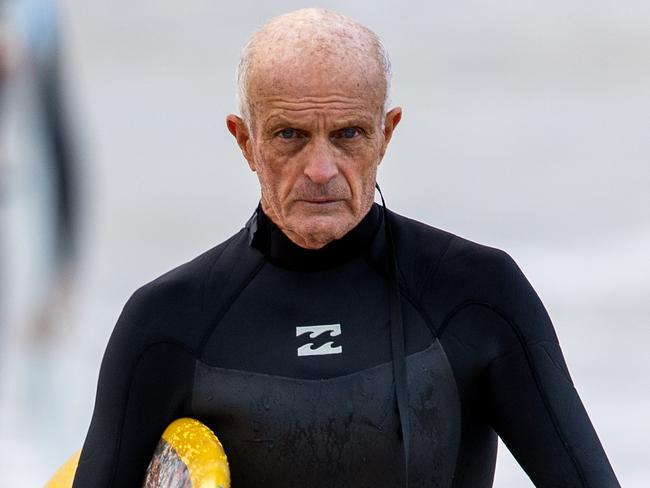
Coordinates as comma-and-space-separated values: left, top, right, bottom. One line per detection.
227, 53, 402, 249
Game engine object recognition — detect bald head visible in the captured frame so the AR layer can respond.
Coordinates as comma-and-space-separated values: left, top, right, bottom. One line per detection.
236, 8, 391, 127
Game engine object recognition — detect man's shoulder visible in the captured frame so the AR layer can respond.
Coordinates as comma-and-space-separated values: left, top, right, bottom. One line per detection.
388, 209, 524, 299
123, 228, 249, 321
389, 208, 512, 267
391, 210, 555, 343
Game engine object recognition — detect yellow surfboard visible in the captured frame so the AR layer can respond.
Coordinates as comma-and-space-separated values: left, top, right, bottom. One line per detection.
46, 418, 230, 488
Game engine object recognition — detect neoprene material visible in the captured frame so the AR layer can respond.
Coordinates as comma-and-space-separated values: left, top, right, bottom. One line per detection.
73, 204, 620, 487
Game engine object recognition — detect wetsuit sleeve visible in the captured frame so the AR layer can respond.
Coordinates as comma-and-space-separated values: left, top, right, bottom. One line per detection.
72, 288, 195, 488
483, 253, 620, 487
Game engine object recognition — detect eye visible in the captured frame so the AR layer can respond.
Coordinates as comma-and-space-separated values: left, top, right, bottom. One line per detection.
278, 128, 299, 139
333, 127, 361, 139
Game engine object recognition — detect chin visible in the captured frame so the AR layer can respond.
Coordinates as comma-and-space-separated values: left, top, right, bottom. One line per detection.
291, 214, 354, 248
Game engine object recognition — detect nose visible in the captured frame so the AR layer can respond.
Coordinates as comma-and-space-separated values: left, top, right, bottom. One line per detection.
303, 138, 338, 184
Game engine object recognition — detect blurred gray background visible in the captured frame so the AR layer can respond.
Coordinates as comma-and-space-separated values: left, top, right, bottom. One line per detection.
1, 0, 648, 485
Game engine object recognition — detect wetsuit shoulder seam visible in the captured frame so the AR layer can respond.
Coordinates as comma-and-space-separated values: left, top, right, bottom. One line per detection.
200, 234, 239, 317
436, 300, 478, 338
439, 300, 588, 487
107, 339, 197, 486
198, 256, 267, 356
361, 253, 440, 341
414, 234, 456, 304
399, 289, 440, 340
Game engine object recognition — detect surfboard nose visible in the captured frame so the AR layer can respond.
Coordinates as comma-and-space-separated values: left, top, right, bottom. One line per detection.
145, 418, 230, 488
46, 418, 230, 488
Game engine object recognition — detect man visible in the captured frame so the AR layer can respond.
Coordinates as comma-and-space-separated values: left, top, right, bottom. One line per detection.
73, 8, 619, 487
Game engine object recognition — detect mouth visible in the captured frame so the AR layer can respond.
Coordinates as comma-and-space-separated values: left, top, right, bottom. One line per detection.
296, 196, 346, 205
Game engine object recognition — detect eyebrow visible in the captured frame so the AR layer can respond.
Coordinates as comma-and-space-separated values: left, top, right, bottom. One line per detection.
264, 116, 295, 131
263, 114, 377, 132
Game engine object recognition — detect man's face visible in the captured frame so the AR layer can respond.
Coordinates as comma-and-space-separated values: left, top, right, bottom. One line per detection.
228, 57, 401, 249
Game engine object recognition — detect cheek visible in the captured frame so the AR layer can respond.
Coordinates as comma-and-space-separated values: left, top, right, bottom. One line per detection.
254, 147, 296, 198
341, 145, 381, 187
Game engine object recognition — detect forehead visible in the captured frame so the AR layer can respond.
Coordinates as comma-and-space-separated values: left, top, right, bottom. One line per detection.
248, 53, 385, 122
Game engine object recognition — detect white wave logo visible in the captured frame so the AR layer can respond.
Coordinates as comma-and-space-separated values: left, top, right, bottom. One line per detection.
296, 324, 343, 357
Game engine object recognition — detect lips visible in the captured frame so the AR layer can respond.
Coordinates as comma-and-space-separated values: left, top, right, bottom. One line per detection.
300, 198, 341, 204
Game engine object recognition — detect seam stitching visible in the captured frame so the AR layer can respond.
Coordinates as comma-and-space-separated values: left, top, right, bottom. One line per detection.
198, 258, 266, 356
399, 289, 440, 340
440, 300, 588, 487
360, 251, 439, 341
416, 234, 456, 303
200, 237, 236, 317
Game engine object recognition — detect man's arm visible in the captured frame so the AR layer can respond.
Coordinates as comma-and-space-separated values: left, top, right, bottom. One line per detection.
486, 337, 619, 487
72, 290, 195, 487
481, 253, 620, 487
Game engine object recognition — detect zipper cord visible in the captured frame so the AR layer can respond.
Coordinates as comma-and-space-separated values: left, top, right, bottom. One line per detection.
376, 183, 410, 487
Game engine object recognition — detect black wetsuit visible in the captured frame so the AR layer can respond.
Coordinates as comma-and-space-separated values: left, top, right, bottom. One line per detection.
73, 203, 619, 487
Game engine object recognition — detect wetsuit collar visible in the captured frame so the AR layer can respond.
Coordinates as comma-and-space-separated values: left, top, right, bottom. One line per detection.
249, 203, 382, 271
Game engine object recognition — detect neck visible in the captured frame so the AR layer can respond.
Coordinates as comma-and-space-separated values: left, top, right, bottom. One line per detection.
260, 200, 369, 250
249, 203, 382, 271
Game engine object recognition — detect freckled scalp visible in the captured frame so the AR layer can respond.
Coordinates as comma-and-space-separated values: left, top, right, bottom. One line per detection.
236, 8, 392, 126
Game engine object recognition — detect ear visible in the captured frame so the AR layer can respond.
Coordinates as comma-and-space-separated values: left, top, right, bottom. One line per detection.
379, 107, 402, 160
226, 114, 256, 171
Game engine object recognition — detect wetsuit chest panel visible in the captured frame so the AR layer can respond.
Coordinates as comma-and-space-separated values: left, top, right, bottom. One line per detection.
192, 339, 460, 488
202, 258, 434, 378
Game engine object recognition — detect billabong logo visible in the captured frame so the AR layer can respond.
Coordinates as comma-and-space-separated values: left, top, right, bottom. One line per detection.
296, 324, 342, 357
